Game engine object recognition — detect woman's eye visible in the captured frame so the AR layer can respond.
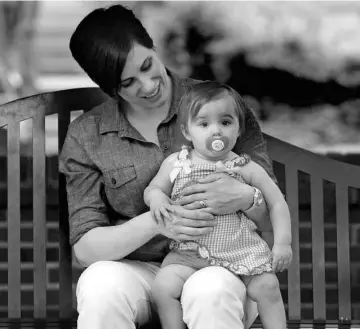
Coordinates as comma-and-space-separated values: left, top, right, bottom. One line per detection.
121, 59, 153, 89
121, 79, 133, 88
143, 59, 153, 71
200, 122, 208, 127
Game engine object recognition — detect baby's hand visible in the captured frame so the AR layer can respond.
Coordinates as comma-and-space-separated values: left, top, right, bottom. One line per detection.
271, 244, 292, 273
150, 202, 174, 225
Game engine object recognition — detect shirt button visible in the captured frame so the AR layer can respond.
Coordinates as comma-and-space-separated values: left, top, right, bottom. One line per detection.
111, 178, 117, 185
163, 144, 169, 151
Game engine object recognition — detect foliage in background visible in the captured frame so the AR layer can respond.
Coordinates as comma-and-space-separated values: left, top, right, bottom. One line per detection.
143, 1, 360, 86
141, 1, 360, 150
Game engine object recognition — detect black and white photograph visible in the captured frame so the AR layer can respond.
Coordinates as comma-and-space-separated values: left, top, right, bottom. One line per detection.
0, 1, 359, 328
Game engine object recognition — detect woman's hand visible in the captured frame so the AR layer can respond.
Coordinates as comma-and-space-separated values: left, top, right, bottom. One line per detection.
177, 172, 254, 215
155, 204, 217, 241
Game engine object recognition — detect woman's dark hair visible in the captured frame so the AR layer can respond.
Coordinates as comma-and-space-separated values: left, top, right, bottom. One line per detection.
177, 81, 247, 136
69, 5, 154, 98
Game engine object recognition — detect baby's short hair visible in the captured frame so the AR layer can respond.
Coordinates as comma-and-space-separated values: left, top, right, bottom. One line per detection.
177, 81, 247, 134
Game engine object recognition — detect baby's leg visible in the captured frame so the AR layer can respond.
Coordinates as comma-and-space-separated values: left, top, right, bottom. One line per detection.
243, 272, 286, 329
152, 264, 196, 329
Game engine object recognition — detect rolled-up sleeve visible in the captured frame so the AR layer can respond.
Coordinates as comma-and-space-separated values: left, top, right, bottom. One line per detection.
59, 119, 110, 246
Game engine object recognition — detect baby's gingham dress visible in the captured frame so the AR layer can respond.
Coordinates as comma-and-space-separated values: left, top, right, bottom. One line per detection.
169, 147, 273, 276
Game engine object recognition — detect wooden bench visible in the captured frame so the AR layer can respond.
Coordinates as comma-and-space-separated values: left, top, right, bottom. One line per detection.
0, 88, 359, 328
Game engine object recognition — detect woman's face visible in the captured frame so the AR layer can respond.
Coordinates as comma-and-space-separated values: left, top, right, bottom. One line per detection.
118, 43, 171, 111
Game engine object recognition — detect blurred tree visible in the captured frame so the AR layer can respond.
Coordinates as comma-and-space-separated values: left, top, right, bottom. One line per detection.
0, 1, 39, 100
140, 1, 360, 146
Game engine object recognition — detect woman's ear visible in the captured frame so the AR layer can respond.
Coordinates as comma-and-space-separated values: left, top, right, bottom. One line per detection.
181, 124, 192, 142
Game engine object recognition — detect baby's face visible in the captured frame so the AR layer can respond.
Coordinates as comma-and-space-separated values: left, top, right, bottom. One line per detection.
183, 96, 241, 160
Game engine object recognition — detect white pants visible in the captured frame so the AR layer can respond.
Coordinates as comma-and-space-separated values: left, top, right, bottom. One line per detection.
76, 260, 259, 329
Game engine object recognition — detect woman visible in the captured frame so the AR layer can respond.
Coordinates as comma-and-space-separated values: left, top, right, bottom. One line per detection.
59, 4, 275, 329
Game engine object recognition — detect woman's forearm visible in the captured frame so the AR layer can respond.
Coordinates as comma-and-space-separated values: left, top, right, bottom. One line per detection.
73, 211, 158, 267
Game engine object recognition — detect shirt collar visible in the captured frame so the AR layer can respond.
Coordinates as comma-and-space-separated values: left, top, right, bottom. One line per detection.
99, 99, 143, 140
163, 69, 187, 122
99, 98, 123, 135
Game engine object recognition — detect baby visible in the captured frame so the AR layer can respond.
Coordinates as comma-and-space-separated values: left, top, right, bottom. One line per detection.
144, 81, 292, 329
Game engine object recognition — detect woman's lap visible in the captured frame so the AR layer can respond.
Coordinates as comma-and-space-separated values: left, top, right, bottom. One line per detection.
182, 266, 258, 329
76, 259, 258, 329
76, 259, 161, 328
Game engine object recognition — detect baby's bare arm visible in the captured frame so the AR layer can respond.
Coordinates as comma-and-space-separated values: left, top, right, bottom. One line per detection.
144, 152, 179, 207
232, 160, 291, 246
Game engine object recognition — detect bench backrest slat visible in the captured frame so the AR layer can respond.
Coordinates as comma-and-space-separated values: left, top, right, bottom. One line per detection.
336, 183, 351, 319
265, 135, 360, 187
311, 176, 326, 319
33, 114, 47, 318
7, 120, 21, 318
266, 133, 360, 321
58, 110, 73, 319
285, 165, 301, 319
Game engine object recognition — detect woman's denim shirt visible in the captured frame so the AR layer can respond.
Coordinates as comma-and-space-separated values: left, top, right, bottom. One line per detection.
59, 72, 275, 263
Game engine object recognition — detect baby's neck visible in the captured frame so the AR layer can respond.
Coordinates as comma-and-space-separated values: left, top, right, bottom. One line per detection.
190, 149, 235, 164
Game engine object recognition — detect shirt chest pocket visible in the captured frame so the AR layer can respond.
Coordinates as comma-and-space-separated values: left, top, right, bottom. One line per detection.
103, 165, 144, 216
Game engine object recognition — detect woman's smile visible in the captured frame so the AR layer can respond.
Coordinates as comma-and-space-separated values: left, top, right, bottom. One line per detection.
141, 82, 161, 101
118, 44, 170, 109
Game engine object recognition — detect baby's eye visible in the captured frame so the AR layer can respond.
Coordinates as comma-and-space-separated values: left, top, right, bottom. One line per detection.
200, 122, 208, 127
222, 120, 232, 126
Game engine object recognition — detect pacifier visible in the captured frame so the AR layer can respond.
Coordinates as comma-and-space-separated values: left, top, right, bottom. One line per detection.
205, 136, 229, 152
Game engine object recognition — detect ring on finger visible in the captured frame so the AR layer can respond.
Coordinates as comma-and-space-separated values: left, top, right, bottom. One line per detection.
199, 200, 207, 208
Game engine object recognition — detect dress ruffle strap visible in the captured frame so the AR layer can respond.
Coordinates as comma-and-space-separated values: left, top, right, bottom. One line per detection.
169, 145, 192, 182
